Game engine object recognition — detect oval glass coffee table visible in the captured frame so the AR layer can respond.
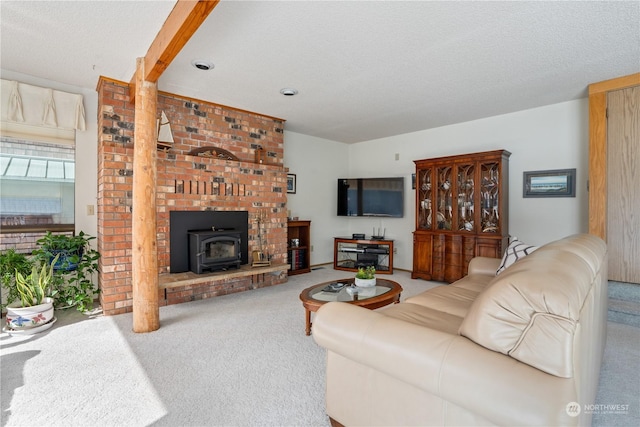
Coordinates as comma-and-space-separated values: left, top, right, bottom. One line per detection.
299, 278, 403, 335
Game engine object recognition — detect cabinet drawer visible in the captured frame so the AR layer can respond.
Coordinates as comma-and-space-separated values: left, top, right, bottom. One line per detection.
463, 239, 475, 251
433, 236, 445, 251
432, 265, 444, 280
445, 236, 462, 254
445, 251, 464, 267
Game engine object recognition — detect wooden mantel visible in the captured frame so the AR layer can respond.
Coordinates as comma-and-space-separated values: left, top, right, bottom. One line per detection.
159, 263, 290, 290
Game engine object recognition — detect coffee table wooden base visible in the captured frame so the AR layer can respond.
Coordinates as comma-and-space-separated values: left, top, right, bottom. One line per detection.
299, 278, 402, 335
305, 309, 313, 336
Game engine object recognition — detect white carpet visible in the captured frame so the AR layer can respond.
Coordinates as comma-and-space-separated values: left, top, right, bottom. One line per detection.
0, 268, 434, 427
1, 268, 638, 426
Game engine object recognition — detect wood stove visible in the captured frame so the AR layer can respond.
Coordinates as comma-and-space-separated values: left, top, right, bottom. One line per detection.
170, 211, 249, 274
188, 229, 242, 274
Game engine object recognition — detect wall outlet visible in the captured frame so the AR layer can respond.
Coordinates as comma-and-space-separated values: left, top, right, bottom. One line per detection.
393, 247, 398, 254
311, 245, 314, 251
87, 204, 95, 216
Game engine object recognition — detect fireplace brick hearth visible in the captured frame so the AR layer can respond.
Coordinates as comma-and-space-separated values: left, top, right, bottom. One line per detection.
97, 77, 289, 315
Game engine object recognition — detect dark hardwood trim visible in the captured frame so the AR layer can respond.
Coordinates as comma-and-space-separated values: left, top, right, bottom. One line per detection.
0, 224, 75, 234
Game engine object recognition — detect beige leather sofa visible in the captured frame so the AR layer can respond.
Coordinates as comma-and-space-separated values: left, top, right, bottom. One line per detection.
313, 234, 608, 426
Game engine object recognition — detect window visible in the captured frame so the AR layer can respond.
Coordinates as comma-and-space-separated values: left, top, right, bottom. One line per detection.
0, 137, 75, 232
0, 78, 84, 234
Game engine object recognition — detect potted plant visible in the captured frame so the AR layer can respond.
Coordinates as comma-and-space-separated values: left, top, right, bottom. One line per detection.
5, 255, 59, 331
32, 231, 101, 313
355, 266, 376, 288
34, 231, 95, 271
1, 248, 34, 311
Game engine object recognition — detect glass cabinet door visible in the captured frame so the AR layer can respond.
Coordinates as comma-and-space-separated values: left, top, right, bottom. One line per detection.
436, 166, 452, 230
480, 161, 500, 233
456, 163, 475, 232
417, 168, 432, 229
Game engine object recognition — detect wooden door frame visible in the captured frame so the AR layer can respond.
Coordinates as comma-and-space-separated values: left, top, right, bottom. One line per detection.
588, 73, 640, 239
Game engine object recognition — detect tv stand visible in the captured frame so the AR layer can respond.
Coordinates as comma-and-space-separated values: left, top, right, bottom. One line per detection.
334, 237, 394, 274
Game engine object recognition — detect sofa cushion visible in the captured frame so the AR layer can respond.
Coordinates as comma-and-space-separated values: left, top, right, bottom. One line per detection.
495, 237, 537, 275
381, 303, 464, 334
449, 273, 495, 293
467, 256, 502, 276
459, 235, 606, 378
405, 286, 480, 318
380, 273, 495, 334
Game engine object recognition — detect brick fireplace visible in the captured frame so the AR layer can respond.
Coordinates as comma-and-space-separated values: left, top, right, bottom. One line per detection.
97, 77, 289, 315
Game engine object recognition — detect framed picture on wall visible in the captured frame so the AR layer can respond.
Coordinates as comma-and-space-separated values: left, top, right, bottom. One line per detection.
287, 174, 296, 194
523, 168, 576, 198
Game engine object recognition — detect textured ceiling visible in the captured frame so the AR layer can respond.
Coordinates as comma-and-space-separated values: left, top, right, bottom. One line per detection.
1, 0, 639, 143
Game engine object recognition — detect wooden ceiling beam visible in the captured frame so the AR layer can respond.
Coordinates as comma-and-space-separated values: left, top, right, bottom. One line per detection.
129, 0, 220, 95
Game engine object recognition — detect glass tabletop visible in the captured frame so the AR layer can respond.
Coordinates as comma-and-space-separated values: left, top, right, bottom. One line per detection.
308, 282, 391, 303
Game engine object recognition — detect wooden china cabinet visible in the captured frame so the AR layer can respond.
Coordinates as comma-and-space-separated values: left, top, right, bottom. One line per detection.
412, 150, 510, 282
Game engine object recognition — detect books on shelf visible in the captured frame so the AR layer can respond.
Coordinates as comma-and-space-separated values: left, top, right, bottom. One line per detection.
288, 248, 307, 270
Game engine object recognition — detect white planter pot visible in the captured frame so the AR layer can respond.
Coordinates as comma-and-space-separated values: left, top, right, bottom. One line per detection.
354, 277, 376, 288
356, 286, 376, 298
6, 297, 55, 330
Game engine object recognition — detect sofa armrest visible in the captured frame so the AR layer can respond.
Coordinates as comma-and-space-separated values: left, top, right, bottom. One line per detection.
313, 302, 577, 426
468, 256, 500, 276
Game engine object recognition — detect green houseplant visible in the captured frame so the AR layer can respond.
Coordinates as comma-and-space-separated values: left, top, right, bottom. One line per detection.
32, 231, 101, 313
5, 255, 59, 331
0, 248, 33, 311
355, 266, 376, 287
34, 231, 95, 271
15, 254, 59, 307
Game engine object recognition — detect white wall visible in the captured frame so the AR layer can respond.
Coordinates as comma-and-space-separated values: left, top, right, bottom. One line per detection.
3, 69, 589, 272
283, 131, 349, 266
0, 69, 99, 240
285, 98, 590, 270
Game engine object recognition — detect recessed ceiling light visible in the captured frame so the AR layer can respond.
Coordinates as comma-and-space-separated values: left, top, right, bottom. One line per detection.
280, 88, 298, 96
191, 60, 214, 71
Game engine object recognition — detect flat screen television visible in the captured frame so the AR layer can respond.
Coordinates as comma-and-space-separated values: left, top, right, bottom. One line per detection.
337, 177, 404, 217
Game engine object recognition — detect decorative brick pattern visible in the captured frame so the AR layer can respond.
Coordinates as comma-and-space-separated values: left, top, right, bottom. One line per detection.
97, 78, 288, 315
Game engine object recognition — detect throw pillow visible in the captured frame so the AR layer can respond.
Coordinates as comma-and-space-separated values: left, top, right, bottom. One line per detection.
496, 237, 537, 275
